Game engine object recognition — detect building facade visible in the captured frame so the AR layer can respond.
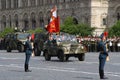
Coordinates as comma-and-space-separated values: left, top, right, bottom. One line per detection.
0, 0, 120, 35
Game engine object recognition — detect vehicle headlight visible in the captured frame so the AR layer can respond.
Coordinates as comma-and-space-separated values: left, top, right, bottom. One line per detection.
81, 46, 84, 49
23, 41, 26, 45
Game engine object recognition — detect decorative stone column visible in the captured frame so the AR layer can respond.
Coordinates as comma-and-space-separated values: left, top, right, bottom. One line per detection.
6, 0, 8, 9
18, 0, 22, 8
36, 0, 38, 6
28, 0, 30, 7
11, 0, 14, 8
0, 0, 1, 9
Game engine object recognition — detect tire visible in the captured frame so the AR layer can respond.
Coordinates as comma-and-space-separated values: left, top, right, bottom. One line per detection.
18, 45, 24, 52
65, 55, 69, 61
34, 48, 41, 56
6, 46, 11, 52
78, 53, 85, 61
44, 51, 51, 61
58, 51, 66, 62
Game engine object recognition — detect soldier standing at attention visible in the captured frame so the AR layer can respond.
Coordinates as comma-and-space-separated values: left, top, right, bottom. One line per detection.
24, 35, 32, 72
98, 33, 109, 79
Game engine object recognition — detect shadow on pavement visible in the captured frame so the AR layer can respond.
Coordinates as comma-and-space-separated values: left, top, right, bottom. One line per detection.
74, 76, 94, 80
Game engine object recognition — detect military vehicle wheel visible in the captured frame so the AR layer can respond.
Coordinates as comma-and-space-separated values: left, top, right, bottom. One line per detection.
65, 55, 69, 61
44, 51, 51, 61
18, 45, 24, 52
58, 51, 66, 62
34, 48, 41, 56
6, 46, 11, 52
78, 53, 85, 61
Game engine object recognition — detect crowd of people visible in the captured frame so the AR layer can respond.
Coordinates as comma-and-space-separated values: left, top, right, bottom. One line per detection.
77, 36, 120, 52
0, 36, 120, 52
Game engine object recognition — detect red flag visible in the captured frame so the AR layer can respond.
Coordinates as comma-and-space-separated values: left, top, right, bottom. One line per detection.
31, 33, 34, 41
104, 32, 108, 37
47, 6, 60, 33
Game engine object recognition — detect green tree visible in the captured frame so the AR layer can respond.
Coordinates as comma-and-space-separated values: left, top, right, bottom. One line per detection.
60, 17, 95, 36
109, 21, 120, 37
26, 27, 44, 34
0, 27, 15, 38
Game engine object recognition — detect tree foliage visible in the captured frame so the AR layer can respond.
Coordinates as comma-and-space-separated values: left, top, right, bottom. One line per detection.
0, 27, 45, 38
26, 27, 44, 34
109, 21, 120, 37
0, 27, 15, 38
60, 17, 95, 36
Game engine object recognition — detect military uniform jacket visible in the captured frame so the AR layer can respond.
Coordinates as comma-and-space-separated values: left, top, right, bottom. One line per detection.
98, 40, 108, 59
25, 40, 32, 55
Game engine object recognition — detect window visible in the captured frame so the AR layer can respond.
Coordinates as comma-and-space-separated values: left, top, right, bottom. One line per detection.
73, 18, 78, 24
47, 0, 52, 4
103, 18, 107, 25
23, 13, 29, 30
31, 13, 36, 29
22, 0, 28, 7
8, 0, 11, 9
15, 14, 19, 27
14, 0, 18, 8
38, 0, 43, 5
1, 0, 6, 9
30, 0, 36, 6
117, 13, 120, 20
39, 12, 44, 27
2, 15, 6, 28
8, 15, 12, 27
74, 0, 79, 1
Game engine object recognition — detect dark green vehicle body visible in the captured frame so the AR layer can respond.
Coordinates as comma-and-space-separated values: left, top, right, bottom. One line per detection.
33, 33, 48, 56
43, 34, 87, 62
5, 33, 29, 52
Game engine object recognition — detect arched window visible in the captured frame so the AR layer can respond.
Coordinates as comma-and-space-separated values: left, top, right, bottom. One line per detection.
47, 0, 52, 4
14, 0, 18, 8
55, 0, 59, 4
23, 13, 29, 30
38, 0, 43, 5
31, 12, 36, 29
8, 15, 12, 27
46, 11, 51, 24
14, 14, 19, 27
39, 12, 44, 27
2, 15, 6, 28
115, 6, 120, 21
73, 18, 78, 24
30, 0, 36, 6
117, 13, 120, 20
1, 0, 6, 9
22, 0, 28, 7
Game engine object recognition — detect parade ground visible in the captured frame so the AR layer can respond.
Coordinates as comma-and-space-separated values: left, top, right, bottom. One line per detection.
0, 50, 120, 80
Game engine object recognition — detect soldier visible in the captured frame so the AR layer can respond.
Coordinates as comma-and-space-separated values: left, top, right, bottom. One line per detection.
24, 35, 33, 72
98, 33, 109, 79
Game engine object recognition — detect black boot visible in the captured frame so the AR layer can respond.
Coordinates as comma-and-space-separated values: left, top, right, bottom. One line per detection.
99, 70, 108, 79
24, 64, 31, 72
24, 64, 28, 72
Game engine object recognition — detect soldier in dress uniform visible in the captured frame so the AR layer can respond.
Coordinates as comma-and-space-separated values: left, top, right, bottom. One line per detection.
24, 35, 33, 72
98, 33, 109, 79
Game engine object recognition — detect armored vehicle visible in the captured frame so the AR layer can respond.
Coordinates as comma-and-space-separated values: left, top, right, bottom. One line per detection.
5, 33, 29, 52
43, 34, 87, 61
33, 33, 48, 56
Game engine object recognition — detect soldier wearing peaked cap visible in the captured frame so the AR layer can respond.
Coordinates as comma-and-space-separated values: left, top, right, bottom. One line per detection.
98, 33, 109, 79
